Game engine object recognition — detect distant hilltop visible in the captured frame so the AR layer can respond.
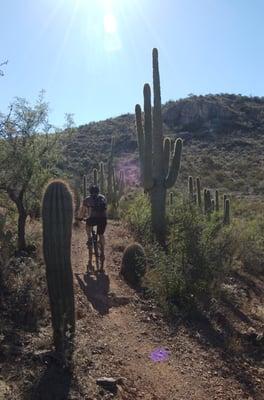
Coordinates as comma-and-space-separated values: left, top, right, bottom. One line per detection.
62, 93, 264, 196
162, 93, 264, 136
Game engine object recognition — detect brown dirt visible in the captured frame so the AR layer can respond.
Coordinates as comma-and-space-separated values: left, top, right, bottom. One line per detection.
71, 220, 264, 399
1, 220, 263, 400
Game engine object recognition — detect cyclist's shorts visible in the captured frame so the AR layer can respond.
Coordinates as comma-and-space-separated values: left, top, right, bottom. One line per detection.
86, 217, 107, 235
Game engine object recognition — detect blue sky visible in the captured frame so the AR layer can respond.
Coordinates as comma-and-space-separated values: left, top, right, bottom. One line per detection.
1, 0, 264, 127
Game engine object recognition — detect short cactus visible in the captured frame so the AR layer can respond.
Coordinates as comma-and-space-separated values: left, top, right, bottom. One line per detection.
196, 177, 202, 208
169, 192, 173, 206
42, 180, 75, 362
188, 176, 194, 202
223, 198, 230, 225
215, 190, 219, 212
120, 243, 146, 287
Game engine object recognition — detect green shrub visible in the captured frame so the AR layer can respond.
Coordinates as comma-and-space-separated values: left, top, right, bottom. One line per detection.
1, 256, 48, 330
234, 218, 264, 274
124, 193, 152, 243
144, 204, 237, 313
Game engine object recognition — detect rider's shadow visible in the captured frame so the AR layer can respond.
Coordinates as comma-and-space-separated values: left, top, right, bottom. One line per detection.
75, 271, 131, 316
75, 271, 110, 315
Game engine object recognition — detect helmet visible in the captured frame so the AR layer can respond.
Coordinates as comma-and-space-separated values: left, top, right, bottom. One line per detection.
89, 185, 99, 195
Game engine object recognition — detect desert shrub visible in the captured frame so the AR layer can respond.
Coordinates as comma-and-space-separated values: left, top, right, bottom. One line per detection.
144, 204, 237, 314
234, 218, 264, 274
1, 256, 48, 330
0, 212, 16, 267
124, 193, 152, 243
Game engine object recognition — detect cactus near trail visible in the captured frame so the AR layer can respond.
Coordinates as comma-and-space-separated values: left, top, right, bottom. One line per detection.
121, 243, 146, 287
135, 48, 182, 243
42, 180, 75, 362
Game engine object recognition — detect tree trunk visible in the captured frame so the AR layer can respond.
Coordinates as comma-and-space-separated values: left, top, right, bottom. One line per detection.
7, 189, 27, 251
17, 206, 27, 250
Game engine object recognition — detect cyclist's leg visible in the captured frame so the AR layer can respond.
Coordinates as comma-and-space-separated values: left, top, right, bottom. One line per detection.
85, 223, 93, 264
98, 234, 105, 260
97, 218, 107, 266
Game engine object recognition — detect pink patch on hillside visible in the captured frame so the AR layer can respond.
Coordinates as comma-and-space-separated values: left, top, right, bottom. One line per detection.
116, 156, 140, 187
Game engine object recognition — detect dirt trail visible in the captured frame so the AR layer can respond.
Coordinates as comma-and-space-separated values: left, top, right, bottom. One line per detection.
71, 220, 262, 400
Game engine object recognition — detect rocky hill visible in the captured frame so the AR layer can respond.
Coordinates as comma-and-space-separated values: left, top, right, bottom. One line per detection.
62, 94, 264, 195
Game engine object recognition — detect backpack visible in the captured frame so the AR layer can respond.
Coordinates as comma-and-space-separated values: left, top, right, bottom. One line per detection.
92, 194, 107, 212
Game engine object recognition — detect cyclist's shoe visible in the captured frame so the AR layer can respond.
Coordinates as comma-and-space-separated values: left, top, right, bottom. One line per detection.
100, 255, 105, 272
87, 260, 93, 273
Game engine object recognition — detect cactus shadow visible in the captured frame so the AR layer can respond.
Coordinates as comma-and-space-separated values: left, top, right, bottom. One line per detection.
29, 362, 72, 400
75, 271, 111, 315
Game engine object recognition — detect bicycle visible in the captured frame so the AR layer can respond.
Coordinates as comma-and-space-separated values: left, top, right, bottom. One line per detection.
78, 218, 105, 273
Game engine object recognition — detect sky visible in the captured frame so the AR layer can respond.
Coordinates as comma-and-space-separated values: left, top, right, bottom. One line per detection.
1, 0, 264, 128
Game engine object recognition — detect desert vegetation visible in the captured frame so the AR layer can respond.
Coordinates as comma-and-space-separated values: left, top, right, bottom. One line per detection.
0, 48, 263, 399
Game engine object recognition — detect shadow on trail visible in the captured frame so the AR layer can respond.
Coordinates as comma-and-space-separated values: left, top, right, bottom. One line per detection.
180, 313, 262, 400
75, 271, 110, 315
29, 362, 72, 400
75, 271, 131, 315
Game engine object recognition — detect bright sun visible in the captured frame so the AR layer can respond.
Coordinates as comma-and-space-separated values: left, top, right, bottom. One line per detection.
104, 14, 117, 33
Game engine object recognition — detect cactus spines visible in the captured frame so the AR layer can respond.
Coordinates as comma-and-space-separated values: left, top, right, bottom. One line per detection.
188, 176, 194, 202
224, 198, 230, 225
83, 175, 87, 197
196, 177, 202, 208
215, 190, 219, 212
135, 48, 182, 243
93, 168, 98, 186
42, 180, 75, 362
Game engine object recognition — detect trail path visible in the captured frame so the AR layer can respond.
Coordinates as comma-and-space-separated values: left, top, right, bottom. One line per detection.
71, 220, 262, 400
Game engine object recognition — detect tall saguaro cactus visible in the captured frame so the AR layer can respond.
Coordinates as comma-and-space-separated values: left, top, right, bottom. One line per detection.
135, 48, 183, 243
99, 162, 106, 195
42, 180, 75, 362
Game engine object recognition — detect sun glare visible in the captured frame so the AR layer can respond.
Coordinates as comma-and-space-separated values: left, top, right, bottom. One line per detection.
104, 14, 117, 33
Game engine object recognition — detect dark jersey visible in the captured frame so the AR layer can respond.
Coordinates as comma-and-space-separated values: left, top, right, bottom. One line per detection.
83, 194, 107, 218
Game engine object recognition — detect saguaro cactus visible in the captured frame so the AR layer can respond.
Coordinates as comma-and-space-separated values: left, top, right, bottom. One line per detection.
215, 190, 219, 212
188, 176, 194, 202
223, 198, 230, 225
42, 180, 75, 362
196, 177, 202, 208
83, 175, 87, 198
93, 168, 98, 186
99, 162, 106, 195
135, 48, 183, 243
204, 189, 212, 215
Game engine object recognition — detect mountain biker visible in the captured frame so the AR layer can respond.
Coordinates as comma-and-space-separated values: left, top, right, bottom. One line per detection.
78, 184, 107, 269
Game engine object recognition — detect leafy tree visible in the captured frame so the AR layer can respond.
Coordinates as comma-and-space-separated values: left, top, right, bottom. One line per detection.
0, 60, 8, 76
0, 91, 60, 250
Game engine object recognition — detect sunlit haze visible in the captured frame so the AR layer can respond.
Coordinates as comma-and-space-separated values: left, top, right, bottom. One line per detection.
1, 0, 264, 127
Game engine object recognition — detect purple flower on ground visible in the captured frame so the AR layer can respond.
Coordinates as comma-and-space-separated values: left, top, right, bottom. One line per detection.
150, 347, 170, 362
